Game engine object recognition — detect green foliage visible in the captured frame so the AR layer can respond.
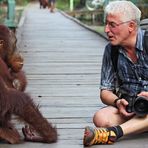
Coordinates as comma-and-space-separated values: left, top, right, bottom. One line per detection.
15, 0, 29, 5
0, 5, 6, 23
136, 0, 148, 19
56, 0, 82, 11
56, 0, 69, 11
1, 0, 30, 5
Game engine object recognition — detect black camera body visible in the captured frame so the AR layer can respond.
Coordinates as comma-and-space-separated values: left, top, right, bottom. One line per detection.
125, 96, 148, 116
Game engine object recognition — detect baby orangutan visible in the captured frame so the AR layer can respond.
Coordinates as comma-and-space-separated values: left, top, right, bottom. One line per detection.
0, 25, 58, 144
0, 57, 58, 144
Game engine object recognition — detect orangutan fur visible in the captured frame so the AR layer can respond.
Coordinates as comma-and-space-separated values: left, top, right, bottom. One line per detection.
0, 25, 17, 62
0, 25, 57, 143
7, 52, 24, 73
39, 0, 48, 9
0, 75, 58, 144
0, 56, 27, 91
10, 71, 27, 92
7, 52, 27, 91
0, 25, 27, 91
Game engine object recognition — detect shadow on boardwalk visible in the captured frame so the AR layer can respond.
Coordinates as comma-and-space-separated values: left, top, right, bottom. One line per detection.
1, 2, 147, 148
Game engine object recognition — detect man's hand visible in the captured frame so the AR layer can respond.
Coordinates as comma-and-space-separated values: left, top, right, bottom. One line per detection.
116, 98, 135, 119
137, 91, 148, 99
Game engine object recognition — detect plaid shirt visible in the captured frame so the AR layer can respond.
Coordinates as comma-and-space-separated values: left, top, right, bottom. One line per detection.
100, 29, 148, 98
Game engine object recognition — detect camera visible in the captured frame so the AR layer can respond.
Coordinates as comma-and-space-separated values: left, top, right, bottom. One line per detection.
125, 96, 148, 116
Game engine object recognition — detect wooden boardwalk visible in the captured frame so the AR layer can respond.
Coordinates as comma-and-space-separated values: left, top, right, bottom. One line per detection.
1, 2, 147, 148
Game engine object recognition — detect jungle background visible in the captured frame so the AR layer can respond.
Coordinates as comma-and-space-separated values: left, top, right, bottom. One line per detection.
0, 0, 147, 33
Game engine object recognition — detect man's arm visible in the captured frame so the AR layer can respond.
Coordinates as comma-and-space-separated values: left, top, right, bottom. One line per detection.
100, 89, 119, 106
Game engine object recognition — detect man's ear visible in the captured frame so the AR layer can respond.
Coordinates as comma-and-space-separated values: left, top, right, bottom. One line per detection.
129, 21, 136, 32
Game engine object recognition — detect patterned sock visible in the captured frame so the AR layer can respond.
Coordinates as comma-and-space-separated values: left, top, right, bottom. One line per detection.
108, 125, 123, 139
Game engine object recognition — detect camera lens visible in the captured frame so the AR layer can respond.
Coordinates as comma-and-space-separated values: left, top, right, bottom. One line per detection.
134, 96, 148, 116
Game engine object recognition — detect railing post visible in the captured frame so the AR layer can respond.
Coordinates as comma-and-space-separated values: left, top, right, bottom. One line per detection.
4, 0, 17, 30
0, 0, 4, 15
70, 0, 74, 11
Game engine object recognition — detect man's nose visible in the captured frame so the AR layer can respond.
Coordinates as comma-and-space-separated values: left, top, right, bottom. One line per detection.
104, 24, 110, 33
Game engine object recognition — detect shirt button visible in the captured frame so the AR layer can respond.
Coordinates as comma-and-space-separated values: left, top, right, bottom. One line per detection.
139, 77, 141, 81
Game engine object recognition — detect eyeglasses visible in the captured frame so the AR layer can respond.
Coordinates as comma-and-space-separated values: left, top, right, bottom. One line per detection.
105, 20, 133, 29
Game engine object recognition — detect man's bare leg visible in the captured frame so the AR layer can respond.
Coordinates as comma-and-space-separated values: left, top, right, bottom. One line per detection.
121, 115, 148, 135
84, 106, 148, 146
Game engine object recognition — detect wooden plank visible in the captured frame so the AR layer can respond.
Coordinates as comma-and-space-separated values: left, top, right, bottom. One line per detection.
24, 75, 100, 85
25, 96, 102, 105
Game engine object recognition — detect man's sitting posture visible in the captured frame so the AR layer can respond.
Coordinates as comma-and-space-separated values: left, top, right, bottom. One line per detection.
83, 1, 148, 146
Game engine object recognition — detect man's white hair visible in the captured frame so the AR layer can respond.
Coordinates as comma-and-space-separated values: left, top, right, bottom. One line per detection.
104, 0, 141, 24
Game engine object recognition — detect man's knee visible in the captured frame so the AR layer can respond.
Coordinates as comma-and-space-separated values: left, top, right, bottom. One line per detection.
93, 110, 111, 127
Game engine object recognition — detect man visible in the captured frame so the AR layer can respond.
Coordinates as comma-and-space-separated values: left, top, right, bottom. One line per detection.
83, 0, 148, 146
48, 0, 56, 12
